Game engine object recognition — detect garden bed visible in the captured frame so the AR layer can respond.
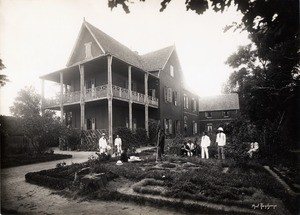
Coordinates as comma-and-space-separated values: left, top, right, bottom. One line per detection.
2, 153, 72, 168
25, 153, 293, 214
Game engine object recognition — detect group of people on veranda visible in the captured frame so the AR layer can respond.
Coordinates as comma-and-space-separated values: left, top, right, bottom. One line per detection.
181, 127, 226, 159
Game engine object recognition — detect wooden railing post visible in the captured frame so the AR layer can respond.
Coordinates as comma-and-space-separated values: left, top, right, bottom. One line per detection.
128, 66, 133, 130
79, 64, 85, 130
60, 71, 64, 123
107, 55, 113, 146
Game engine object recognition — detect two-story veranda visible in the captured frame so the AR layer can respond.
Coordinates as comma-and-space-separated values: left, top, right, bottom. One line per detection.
40, 21, 160, 145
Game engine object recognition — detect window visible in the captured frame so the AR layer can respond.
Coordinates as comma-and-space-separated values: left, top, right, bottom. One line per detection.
207, 123, 213, 132
223, 110, 230, 118
164, 118, 173, 134
173, 91, 178, 106
164, 87, 173, 103
183, 94, 189, 109
192, 98, 197, 111
184, 116, 188, 133
170, 65, 174, 77
168, 119, 173, 134
193, 121, 198, 135
84, 42, 92, 59
205, 111, 212, 118
86, 118, 95, 130
167, 88, 172, 103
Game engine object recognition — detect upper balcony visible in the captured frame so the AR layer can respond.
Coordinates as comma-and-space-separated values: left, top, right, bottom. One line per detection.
43, 84, 159, 108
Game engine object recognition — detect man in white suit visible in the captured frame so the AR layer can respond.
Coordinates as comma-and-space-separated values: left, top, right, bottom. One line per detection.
216, 127, 226, 159
201, 131, 211, 159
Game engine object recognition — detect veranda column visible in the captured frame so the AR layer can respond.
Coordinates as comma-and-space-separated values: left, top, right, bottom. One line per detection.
107, 55, 113, 146
128, 66, 133, 130
60, 71, 64, 123
41, 79, 45, 116
144, 73, 149, 136
79, 64, 85, 130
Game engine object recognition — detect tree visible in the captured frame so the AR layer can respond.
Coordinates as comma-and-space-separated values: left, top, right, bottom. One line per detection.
10, 86, 65, 153
10, 86, 41, 118
0, 59, 9, 87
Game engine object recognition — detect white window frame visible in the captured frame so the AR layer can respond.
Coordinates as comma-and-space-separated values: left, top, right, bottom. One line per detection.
184, 94, 189, 109
193, 121, 197, 135
170, 65, 174, 77
207, 123, 213, 132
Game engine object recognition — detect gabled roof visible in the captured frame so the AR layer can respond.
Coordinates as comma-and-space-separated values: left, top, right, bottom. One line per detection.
198, 94, 240, 112
140, 45, 175, 71
66, 21, 176, 72
84, 21, 144, 69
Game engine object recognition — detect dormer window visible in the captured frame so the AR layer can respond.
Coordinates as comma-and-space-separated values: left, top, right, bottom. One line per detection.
84, 42, 92, 59
223, 110, 230, 118
205, 111, 212, 118
170, 65, 174, 77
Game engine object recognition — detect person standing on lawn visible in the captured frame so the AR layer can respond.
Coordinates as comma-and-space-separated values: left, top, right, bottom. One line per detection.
201, 131, 211, 159
99, 133, 108, 154
216, 127, 226, 159
114, 135, 122, 156
158, 129, 165, 159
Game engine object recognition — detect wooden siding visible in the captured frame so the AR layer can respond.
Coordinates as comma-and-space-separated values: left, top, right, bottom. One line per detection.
68, 26, 103, 66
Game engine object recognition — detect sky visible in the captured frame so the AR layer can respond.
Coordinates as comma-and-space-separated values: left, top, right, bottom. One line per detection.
0, 0, 250, 116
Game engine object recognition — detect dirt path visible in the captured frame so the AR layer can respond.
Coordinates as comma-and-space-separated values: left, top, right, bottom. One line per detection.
1, 150, 191, 215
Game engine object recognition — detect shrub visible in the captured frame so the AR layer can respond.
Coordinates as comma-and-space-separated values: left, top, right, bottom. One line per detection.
114, 127, 138, 149
134, 128, 149, 146
25, 171, 72, 190
168, 133, 184, 155
148, 119, 159, 144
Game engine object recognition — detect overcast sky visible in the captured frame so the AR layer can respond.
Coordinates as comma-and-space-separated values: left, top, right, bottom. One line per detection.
0, 0, 250, 116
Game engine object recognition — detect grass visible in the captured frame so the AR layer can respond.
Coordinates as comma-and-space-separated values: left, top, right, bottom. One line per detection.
25, 152, 293, 214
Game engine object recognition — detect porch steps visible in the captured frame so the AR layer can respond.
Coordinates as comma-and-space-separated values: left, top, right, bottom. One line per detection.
81, 129, 108, 148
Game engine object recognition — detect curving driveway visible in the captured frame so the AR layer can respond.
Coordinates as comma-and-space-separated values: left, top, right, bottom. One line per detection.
1, 149, 189, 215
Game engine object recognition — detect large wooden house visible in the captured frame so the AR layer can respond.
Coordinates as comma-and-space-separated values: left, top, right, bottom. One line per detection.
40, 20, 199, 145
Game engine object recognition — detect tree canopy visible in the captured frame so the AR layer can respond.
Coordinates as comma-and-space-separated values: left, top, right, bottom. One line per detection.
10, 86, 65, 153
0, 59, 9, 87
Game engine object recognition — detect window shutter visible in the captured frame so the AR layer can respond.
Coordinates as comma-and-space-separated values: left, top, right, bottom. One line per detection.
167, 88, 172, 103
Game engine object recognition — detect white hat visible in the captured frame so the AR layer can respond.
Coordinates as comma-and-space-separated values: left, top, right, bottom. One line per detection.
101, 133, 105, 136
116, 160, 123, 165
217, 127, 224, 131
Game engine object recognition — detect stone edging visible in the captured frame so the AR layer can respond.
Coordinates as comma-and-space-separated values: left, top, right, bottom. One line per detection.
118, 181, 264, 215
263, 166, 299, 196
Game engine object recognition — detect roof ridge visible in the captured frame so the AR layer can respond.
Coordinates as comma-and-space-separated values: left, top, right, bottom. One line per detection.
141, 45, 174, 56
84, 21, 138, 54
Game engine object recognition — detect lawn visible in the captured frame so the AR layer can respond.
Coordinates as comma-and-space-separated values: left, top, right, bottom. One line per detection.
25, 148, 294, 214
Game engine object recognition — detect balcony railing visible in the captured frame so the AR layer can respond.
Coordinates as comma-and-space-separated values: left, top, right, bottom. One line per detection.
43, 84, 158, 108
